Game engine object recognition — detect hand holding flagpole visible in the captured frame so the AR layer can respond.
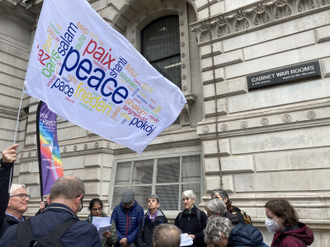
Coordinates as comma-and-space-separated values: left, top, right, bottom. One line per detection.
2, 144, 19, 163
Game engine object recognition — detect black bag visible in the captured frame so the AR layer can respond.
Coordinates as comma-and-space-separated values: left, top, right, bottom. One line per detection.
11, 217, 79, 247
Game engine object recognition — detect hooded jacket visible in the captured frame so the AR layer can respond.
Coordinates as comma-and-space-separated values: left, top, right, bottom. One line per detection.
228, 223, 269, 247
271, 222, 314, 247
86, 212, 118, 247
136, 209, 168, 247
111, 201, 144, 247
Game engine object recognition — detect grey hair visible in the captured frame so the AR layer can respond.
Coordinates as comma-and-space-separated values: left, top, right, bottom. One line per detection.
49, 176, 85, 201
204, 217, 233, 246
10, 184, 25, 196
147, 194, 160, 203
211, 189, 229, 201
182, 190, 196, 200
153, 224, 182, 247
205, 198, 227, 217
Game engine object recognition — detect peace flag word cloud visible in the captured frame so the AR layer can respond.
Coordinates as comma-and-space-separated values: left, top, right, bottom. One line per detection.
24, 0, 187, 154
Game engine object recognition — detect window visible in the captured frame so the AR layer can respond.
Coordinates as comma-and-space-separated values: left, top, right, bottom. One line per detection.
141, 16, 181, 89
111, 154, 202, 211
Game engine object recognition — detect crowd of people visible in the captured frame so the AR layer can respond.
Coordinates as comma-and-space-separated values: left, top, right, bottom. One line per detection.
0, 144, 315, 247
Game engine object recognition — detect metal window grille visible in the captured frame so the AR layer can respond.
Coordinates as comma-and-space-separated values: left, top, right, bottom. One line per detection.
112, 154, 202, 211
141, 16, 181, 90
141, 16, 182, 124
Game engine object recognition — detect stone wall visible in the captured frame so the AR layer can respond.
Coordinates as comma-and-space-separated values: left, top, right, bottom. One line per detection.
0, 0, 34, 152
196, 0, 330, 245
1, 0, 330, 245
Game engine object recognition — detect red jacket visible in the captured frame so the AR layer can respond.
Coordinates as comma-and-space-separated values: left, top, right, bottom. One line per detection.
271, 222, 314, 247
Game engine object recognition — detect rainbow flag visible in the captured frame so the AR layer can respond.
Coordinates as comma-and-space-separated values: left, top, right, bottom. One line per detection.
36, 101, 63, 196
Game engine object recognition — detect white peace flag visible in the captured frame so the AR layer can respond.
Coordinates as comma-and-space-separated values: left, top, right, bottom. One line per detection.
24, 0, 186, 154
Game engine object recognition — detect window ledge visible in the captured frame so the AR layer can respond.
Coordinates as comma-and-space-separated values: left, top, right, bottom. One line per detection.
184, 93, 197, 104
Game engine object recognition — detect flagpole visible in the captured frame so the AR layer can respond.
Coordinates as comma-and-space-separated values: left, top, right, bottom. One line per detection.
36, 101, 44, 202
14, 88, 24, 145
9, 87, 25, 193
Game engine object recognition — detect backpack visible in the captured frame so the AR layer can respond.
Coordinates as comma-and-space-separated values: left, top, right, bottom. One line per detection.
11, 217, 79, 247
232, 210, 252, 225
178, 208, 202, 230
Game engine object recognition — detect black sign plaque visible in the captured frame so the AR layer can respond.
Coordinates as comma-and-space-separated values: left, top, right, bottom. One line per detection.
247, 61, 321, 90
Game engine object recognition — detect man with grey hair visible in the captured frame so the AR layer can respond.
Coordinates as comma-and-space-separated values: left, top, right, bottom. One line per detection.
175, 190, 207, 247
205, 198, 245, 226
153, 224, 181, 247
136, 195, 168, 247
0, 144, 24, 239
0, 176, 102, 246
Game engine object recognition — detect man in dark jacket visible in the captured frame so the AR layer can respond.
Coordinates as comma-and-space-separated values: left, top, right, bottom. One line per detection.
111, 189, 144, 247
175, 190, 207, 247
0, 176, 102, 247
0, 144, 21, 239
136, 195, 167, 247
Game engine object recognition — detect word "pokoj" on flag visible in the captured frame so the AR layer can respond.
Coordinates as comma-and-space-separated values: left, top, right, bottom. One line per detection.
24, 0, 186, 154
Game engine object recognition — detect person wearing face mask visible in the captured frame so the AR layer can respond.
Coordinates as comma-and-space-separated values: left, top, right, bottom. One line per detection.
174, 190, 208, 247
111, 189, 144, 247
87, 198, 118, 247
265, 199, 314, 247
0, 176, 102, 247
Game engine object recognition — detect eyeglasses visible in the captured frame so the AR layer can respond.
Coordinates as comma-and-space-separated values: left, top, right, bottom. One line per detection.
92, 207, 102, 212
76, 195, 83, 212
10, 193, 31, 199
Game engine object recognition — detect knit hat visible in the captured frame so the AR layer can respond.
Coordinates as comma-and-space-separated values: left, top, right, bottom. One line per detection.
121, 189, 135, 203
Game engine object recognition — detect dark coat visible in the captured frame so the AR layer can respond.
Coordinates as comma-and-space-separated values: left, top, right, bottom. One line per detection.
111, 201, 144, 247
0, 160, 16, 239
271, 222, 314, 247
224, 211, 245, 226
136, 209, 168, 247
0, 203, 102, 247
228, 223, 269, 247
174, 206, 207, 247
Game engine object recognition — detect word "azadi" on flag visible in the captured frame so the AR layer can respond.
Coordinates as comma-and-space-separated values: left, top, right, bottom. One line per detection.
24, 0, 187, 154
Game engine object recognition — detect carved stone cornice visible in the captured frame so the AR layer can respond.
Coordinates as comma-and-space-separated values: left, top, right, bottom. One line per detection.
191, 0, 330, 44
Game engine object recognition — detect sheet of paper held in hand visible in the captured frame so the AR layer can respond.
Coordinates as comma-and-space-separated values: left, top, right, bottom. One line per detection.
180, 233, 193, 246
92, 216, 112, 238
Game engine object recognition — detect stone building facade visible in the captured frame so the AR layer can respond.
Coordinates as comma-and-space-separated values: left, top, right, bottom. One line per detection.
1, 0, 330, 245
